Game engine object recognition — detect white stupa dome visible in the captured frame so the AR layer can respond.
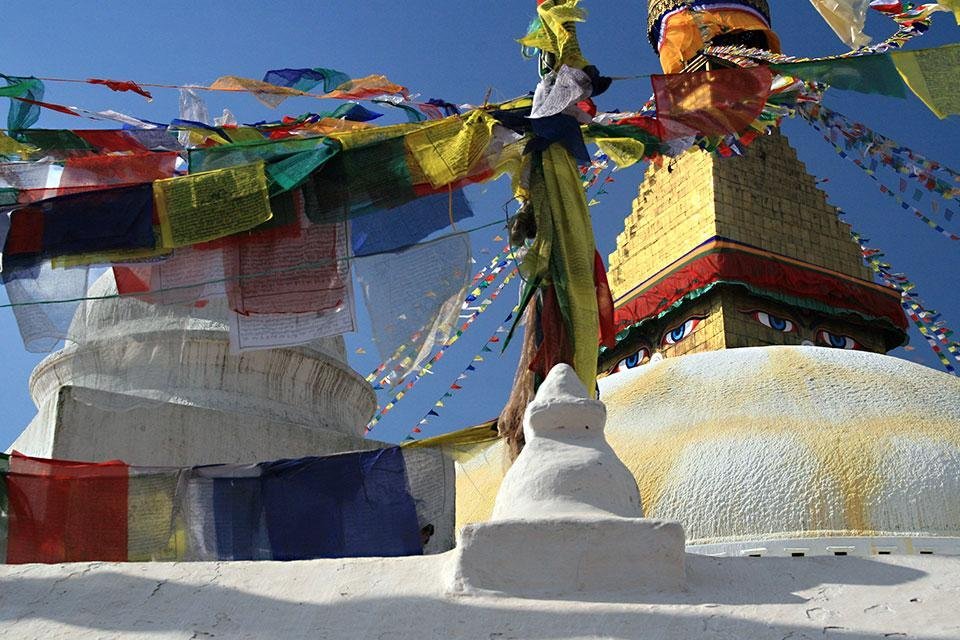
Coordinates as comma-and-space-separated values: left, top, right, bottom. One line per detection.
27, 270, 375, 440
598, 346, 960, 556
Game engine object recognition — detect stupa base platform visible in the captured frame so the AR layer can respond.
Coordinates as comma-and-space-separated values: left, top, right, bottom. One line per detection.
447, 517, 686, 597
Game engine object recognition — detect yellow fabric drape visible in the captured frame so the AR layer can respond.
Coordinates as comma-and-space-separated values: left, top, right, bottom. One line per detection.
518, 0, 590, 69
892, 43, 960, 119
539, 144, 601, 394
657, 8, 781, 73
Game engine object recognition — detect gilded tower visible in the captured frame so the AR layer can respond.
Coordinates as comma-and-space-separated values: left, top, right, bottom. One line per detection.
602, 0, 907, 371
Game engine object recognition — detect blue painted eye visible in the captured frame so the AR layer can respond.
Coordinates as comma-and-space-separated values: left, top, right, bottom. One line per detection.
751, 311, 795, 333
610, 347, 650, 374
662, 317, 704, 346
817, 330, 860, 350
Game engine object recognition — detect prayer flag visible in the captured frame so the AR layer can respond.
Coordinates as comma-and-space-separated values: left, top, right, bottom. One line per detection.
6, 453, 129, 564
653, 66, 773, 139
209, 76, 307, 109
263, 67, 351, 94
771, 54, 907, 98
891, 44, 960, 119
87, 78, 153, 101
154, 162, 272, 248
323, 75, 407, 100
809, 0, 872, 48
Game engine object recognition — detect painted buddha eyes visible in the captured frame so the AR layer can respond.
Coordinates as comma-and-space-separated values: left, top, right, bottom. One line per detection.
818, 330, 860, 350
610, 347, 651, 374
751, 311, 796, 333
662, 316, 705, 346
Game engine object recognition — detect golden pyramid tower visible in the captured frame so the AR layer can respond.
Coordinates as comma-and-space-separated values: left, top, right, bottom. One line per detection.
602, 0, 907, 370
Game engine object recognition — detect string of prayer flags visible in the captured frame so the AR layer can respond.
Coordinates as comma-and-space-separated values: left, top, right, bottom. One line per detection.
803, 105, 960, 242
154, 161, 273, 248
366, 265, 518, 432
409, 303, 521, 438
852, 230, 959, 375
362, 245, 511, 389
356, 233, 472, 384
652, 66, 773, 140
890, 43, 960, 119
802, 103, 960, 201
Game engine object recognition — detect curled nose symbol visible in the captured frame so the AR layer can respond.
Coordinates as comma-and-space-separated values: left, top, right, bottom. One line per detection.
801, 340, 814, 347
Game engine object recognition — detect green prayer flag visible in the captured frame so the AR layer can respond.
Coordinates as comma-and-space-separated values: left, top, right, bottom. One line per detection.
771, 54, 907, 99
0, 75, 44, 132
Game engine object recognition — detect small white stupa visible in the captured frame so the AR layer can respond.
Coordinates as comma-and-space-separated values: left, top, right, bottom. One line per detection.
449, 364, 685, 596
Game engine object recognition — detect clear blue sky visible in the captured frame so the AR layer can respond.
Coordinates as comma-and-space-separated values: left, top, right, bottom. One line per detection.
1, 1, 958, 449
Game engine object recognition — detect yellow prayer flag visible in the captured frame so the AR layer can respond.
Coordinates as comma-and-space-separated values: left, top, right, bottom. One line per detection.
50, 244, 171, 269
405, 111, 497, 189
209, 76, 307, 108
519, 0, 590, 69
891, 44, 960, 119
154, 161, 273, 248
0, 131, 38, 158
593, 137, 647, 169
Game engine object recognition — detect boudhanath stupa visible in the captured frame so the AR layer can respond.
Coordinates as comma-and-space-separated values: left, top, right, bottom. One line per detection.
2, 0, 960, 638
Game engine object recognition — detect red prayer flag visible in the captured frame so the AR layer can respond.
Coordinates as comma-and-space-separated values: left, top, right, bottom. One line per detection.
4, 207, 44, 255
225, 194, 347, 315
653, 66, 772, 139
72, 130, 150, 154
6, 452, 129, 564
87, 78, 154, 101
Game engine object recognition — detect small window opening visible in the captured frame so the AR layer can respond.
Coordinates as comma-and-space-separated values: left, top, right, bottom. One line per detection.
833, 551, 847, 556
920, 550, 934, 555
791, 552, 805, 557
748, 554, 762, 558
878, 551, 891, 555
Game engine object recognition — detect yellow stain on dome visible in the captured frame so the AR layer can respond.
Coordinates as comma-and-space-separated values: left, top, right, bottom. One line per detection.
602, 348, 960, 541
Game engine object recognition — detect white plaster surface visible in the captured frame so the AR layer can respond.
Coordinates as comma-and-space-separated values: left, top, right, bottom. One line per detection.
2, 553, 959, 639
451, 518, 686, 596
493, 364, 642, 520
8, 386, 382, 466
